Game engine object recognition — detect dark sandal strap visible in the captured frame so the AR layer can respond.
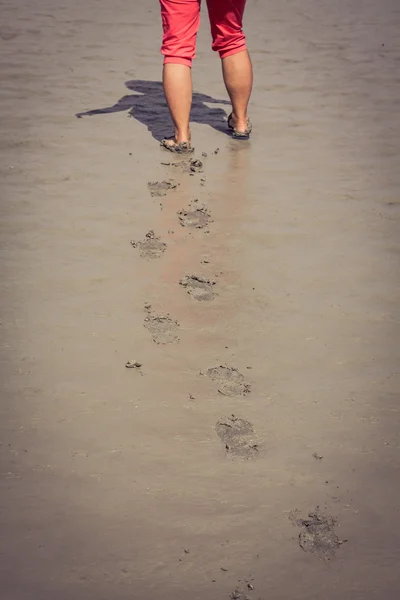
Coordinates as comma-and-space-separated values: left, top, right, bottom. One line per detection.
227, 114, 252, 138
232, 129, 251, 139
161, 139, 193, 154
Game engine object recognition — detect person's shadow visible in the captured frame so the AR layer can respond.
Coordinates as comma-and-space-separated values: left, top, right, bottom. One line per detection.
76, 80, 231, 141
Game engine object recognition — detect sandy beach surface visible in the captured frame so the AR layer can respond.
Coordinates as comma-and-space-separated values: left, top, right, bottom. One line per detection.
1, 0, 400, 598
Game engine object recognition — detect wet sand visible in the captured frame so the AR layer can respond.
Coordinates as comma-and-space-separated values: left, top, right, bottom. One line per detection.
1, 0, 400, 598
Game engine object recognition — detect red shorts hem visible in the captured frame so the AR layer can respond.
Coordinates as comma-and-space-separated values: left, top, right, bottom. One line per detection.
219, 44, 247, 59
163, 55, 193, 67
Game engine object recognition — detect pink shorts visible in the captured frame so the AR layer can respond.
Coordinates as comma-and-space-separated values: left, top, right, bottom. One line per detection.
159, 0, 247, 68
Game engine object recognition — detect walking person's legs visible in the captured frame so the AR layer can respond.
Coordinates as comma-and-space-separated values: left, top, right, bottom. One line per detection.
159, 0, 201, 151
206, 0, 253, 136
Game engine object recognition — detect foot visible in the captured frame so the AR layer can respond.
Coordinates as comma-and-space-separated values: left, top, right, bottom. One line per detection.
228, 113, 252, 139
161, 136, 193, 154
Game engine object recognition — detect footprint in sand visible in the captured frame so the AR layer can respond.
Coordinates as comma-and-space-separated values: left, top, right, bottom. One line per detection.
131, 230, 166, 259
188, 158, 204, 173
161, 158, 204, 174
289, 508, 346, 561
177, 204, 212, 229
216, 415, 259, 458
201, 365, 251, 396
179, 274, 217, 301
144, 312, 180, 345
147, 180, 177, 197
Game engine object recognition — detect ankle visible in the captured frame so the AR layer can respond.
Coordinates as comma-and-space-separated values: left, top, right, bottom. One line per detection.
231, 112, 248, 130
174, 127, 191, 143
231, 109, 247, 118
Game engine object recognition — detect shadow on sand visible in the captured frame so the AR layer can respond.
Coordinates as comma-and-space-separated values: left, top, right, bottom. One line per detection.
76, 79, 231, 141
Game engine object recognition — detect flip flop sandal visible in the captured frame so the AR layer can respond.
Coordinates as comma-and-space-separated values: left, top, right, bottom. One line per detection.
161, 137, 194, 154
227, 113, 252, 139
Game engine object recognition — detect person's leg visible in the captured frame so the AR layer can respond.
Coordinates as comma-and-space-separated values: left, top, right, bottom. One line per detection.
206, 0, 253, 134
163, 64, 192, 145
222, 50, 253, 134
159, 0, 201, 149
